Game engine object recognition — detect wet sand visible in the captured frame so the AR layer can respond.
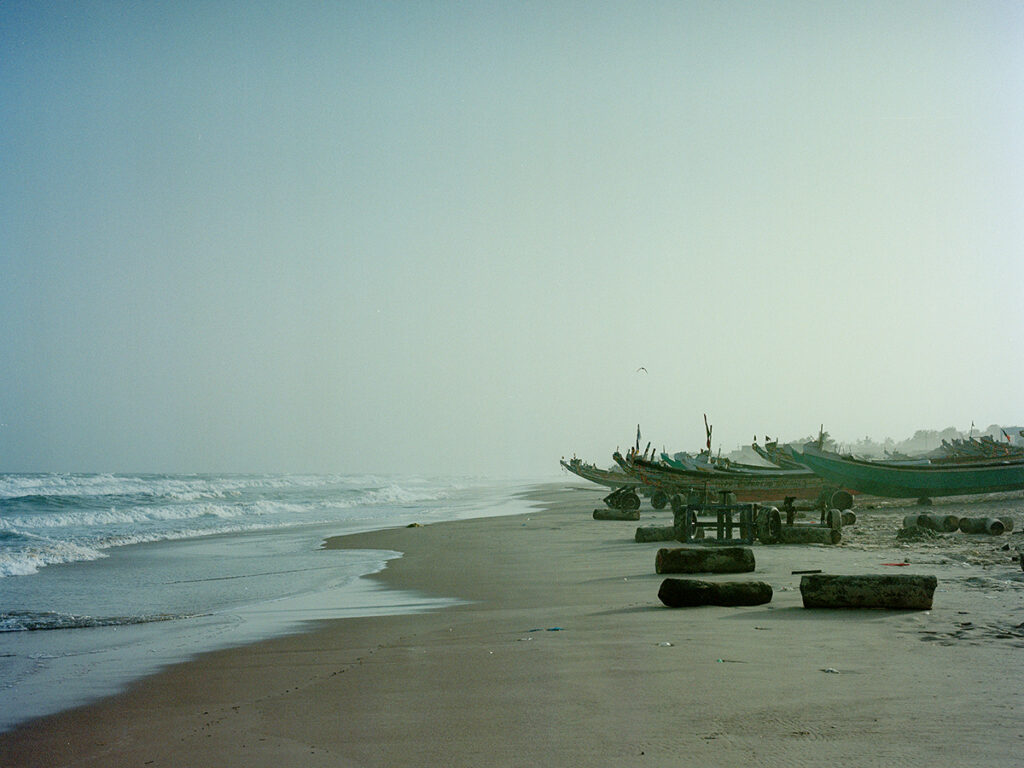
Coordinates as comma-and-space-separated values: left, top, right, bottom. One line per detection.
3, 483, 1023, 767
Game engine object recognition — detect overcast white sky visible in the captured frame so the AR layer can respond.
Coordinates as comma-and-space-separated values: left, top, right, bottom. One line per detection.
2, 2, 1022, 477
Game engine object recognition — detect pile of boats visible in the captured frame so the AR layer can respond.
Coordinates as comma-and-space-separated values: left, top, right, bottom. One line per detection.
562, 432, 1024, 511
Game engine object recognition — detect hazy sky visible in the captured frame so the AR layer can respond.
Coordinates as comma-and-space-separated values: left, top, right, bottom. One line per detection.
2, 2, 1022, 476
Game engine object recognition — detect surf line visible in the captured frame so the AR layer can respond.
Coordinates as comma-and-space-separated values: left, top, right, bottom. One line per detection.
165, 564, 343, 584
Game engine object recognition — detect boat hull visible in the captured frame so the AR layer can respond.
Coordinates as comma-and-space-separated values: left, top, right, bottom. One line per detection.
615, 452, 828, 503
793, 444, 1024, 498
560, 459, 641, 490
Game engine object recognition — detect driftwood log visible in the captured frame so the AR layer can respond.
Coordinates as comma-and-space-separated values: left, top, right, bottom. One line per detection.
1000, 517, 1015, 532
593, 508, 640, 521
800, 574, 937, 610
658, 578, 773, 607
655, 546, 755, 574
840, 510, 857, 526
634, 525, 678, 543
776, 526, 841, 545
903, 514, 960, 532
958, 517, 1006, 535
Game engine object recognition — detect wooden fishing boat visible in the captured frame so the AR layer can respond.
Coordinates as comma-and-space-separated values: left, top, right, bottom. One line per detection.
659, 452, 717, 472
559, 457, 643, 490
793, 443, 1024, 498
661, 451, 815, 476
751, 440, 806, 470
613, 451, 830, 503
929, 436, 1024, 463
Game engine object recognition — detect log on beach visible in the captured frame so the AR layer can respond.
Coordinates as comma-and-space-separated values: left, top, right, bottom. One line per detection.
634, 525, 678, 543
903, 514, 960, 533
958, 517, 1005, 535
800, 574, 938, 610
931, 514, 961, 532
593, 508, 640, 521
777, 526, 842, 545
841, 510, 857, 526
829, 489, 855, 511
658, 578, 773, 607
655, 546, 755, 574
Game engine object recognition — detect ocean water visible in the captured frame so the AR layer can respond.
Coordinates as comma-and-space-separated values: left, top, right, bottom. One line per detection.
0, 472, 540, 732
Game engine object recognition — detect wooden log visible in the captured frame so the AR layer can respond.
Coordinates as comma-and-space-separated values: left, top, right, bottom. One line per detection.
776, 526, 841, 545
829, 489, 854, 511
999, 517, 1015, 532
658, 578, 773, 607
800, 574, 937, 610
903, 514, 959, 532
655, 546, 755, 574
958, 517, 1005, 535
593, 508, 640, 521
841, 510, 857, 526
635, 525, 678, 543
933, 514, 961, 532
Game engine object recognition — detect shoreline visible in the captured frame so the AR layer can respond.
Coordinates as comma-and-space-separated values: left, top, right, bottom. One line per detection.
0, 476, 541, 732
3, 482, 1022, 766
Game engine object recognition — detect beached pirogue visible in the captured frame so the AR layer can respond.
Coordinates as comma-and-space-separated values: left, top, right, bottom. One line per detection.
559, 457, 644, 491
750, 438, 806, 470
793, 443, 1024, 499
563, 431, 1024, 510
612, 450, 840, 506
560, 456, 669, 510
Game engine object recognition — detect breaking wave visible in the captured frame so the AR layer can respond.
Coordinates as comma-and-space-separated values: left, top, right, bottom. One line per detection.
0, 472, 479, 578
0, 610, 194, 633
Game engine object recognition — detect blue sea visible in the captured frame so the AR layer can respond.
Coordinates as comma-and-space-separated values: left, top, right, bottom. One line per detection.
0, 472, 541, 732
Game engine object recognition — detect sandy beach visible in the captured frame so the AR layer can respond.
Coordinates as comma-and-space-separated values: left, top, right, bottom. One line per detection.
3, 482, 1023, 767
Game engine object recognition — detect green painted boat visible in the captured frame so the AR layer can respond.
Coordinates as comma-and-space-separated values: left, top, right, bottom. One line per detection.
751, 440, 806, 470
793, 443, 1024, 498
661, 451, 814, 476
613, 451, 829, 503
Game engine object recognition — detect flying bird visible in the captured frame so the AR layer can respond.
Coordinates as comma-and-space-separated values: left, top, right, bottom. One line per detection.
636, 367, 647, 373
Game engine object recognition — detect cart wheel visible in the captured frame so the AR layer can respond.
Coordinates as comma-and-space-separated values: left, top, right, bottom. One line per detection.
826, 508, 843, 531
684, 509, 698, 540
757, 507, 782, 543
619, 491, 641, 511
651, 490, 669, 510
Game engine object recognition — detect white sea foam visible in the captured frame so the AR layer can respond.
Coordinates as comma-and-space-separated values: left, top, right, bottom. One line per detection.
0, 533, 108, 577
0, 472, 491, 578
0, 610, 189, 633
